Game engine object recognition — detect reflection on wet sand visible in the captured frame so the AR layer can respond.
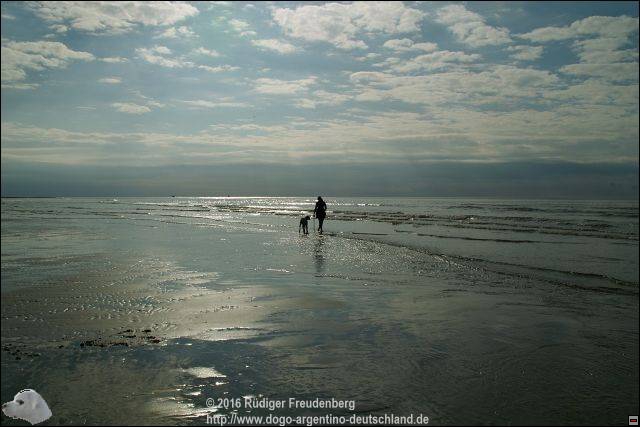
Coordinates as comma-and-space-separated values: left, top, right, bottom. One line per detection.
2, 198, 638, 425
313, 236, 325, 275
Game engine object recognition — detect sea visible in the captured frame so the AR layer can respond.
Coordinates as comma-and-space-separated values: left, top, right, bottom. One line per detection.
1, 197, 638, 425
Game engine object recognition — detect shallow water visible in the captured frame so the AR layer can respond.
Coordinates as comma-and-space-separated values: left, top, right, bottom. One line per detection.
1, 197, 638, 425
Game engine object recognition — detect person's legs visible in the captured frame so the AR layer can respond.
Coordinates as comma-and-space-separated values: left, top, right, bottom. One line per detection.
318, 217, 324, 233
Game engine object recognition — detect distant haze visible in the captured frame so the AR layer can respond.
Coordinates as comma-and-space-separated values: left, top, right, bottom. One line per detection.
1, 161, 637, 199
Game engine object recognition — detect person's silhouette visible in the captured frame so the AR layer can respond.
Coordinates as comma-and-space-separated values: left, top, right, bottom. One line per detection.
313, 196, 327, 234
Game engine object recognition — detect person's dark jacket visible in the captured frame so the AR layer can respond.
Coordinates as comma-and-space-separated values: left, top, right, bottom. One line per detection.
314, 200, 327, 218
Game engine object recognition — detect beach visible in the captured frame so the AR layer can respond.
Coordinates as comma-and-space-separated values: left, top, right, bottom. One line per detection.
1, 197, 638, 425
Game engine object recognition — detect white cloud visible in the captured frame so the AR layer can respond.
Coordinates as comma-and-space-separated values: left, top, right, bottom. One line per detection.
381, 50, 481, 74
435, 4, 511, 47
355, 52, 382, 61
50, 24, 68, 33
507, 45, 544, 61
295, 90, 351, 109
229, 19, 249, 31
544, 79, 638, 106
568, 36, 638, 78
254, 77, 317, 95
13, 105, 636, 164
136, 45, 189, 68
1, 40, 94, 85
28, 1, 199, 35
272, 2, 425, 50
98, 77, 121, 84
155, 25, 196, 39
145, 100, 165, 108
192, 47, 220, 57
350, 71, 394, 83
371, 56, 402, 69
197, 65, 240, 73
383, 38, 438, 52
519, 15, 639, 43
128, 91, 166, 109
181, 99, 247, 108
560, 62, 639, 82
573, 38, 638, 63
209, 123, 289, 134
225, 19, 255, 37
100, 56, 128, 63
138, 45, 235, 72
251, 39, 299, 54
1, 82, 40, 90
519, 16, 639, 82
152, 45, 172, 55
351, 65, 560, 106
519, 26, 573, 43
3, 78, 638, 166
1, 5, 637, 168
111, 102, 151, 114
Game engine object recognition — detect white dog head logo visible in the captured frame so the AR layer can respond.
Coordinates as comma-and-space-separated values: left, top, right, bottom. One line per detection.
2, 389, 52, 425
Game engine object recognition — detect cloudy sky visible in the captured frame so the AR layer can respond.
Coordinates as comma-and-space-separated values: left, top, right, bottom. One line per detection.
1, 1, 638, 197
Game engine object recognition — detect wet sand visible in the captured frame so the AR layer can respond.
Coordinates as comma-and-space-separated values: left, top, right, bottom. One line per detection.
1, 198, 638, 425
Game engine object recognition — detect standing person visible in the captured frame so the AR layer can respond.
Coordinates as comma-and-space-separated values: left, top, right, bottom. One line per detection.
313, 196, 327, 234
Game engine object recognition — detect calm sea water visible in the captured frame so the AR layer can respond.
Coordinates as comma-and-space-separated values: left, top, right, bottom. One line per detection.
1, 197, 638, 425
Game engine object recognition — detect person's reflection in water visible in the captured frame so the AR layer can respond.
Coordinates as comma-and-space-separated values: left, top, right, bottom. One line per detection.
313, 236, 325, 275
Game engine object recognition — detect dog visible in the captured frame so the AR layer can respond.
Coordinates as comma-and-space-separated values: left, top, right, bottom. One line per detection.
2, 389, 52, 425
299, 215, 311, 235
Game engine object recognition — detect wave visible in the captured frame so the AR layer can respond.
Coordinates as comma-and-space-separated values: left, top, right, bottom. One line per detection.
197, 204, 636, 241
337, 232, 639, 294
413, 233, 582, 244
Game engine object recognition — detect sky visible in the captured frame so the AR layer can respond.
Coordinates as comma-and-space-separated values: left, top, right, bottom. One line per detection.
1, 1, 638, 198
